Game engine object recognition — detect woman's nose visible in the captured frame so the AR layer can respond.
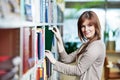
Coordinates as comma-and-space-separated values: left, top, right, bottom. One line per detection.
85, 26, 89, 31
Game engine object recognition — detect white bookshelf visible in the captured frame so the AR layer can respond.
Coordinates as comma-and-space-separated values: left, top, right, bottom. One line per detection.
0, 0, 64, 80
0, 19, 64, 28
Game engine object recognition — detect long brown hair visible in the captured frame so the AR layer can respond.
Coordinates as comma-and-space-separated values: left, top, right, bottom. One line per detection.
77, 11, 101, 55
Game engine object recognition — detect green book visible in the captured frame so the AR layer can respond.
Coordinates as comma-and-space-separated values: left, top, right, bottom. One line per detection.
45, 26, 54, 51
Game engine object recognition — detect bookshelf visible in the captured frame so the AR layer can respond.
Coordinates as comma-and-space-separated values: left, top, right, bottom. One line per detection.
0, 0, 64, 80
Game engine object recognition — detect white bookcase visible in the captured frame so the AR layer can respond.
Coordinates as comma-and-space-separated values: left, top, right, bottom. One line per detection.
0, 0, 64, 80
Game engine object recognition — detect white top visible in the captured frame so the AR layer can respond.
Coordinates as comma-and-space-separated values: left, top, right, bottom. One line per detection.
53, 40, 106, 80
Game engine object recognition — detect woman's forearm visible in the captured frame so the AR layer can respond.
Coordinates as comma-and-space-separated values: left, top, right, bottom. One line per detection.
56, 38, 78, 63
57, 38, 65, 53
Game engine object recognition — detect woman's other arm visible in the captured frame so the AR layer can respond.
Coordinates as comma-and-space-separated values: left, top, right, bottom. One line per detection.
51, 27, 78, 63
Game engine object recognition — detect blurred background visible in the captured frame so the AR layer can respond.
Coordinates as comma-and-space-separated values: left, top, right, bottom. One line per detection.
0, 0, 120, 80
62, 0, 120, 80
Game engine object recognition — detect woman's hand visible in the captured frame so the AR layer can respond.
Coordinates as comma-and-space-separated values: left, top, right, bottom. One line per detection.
45, 50, 56, 64
51, 27, 62, 41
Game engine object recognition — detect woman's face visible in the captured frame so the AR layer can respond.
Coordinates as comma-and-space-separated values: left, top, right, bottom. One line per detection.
81, 19, 95, 40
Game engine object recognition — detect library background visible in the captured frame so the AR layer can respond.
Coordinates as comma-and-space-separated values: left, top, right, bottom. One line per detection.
0, 0, 120, 80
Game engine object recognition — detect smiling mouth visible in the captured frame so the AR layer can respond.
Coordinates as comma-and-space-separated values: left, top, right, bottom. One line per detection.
85, 32, 91, 35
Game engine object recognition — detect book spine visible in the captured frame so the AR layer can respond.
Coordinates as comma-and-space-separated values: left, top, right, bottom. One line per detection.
45, 0, 48, 23
22, 27, 30, 74
36, 67, 44, 80
37, 28, 45, 60
24, 0, 33, 21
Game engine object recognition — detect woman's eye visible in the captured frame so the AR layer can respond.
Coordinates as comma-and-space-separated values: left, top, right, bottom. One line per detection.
88, 24, 93, 27
81, 25, 85, 28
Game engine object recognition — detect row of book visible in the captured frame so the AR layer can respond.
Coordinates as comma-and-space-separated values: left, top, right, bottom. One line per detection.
0, 24, 60, 80
0, 18, 61, 80
23, 0, 64, 23
36, 57, 54, 80
0, 0, 64, 80
22, 26, 55, 79
0, 0, 64, 23
0, 20, 59, 80
22, 27, 44, 74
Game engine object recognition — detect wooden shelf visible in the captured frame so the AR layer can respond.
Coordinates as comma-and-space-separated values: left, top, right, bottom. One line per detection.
106, 50, 120, 54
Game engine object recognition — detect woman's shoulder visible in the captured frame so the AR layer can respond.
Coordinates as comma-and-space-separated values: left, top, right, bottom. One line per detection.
91, 40, 104, 45
88, 40, 105, 49
86, 40, 106, 56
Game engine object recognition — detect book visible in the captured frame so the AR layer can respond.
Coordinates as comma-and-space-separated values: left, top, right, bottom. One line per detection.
36, 67, 44, 80
28, 28, 36, 68
22, 27, 30, 74
40, 0, 46, 23
37, 28, 45, 60
45, 57, 52, 78
22, 27, 35, 74
57, 5, 64, 23
45, 26, 54, 51
43, 59, 47, 80
24, 0, 33, 21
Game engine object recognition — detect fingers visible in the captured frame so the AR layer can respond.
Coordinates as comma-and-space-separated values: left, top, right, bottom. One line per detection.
45, 52, 49, 57
45, 50, 57, 64
45, 50, 49, 57
53, 27, 57, 32
45, 50, 52, 57
51, 27, 59, 33
45, 51, 52, 60
45, 50, 50, 53
51, 28, 56, 34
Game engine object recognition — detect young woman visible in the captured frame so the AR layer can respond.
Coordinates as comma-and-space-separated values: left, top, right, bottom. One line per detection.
45, 11, 106, 80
